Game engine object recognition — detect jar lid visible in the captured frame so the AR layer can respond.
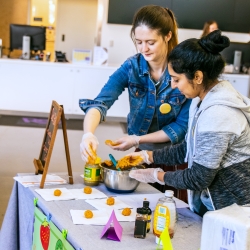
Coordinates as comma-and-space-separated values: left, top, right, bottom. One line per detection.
165, 190, 174, 197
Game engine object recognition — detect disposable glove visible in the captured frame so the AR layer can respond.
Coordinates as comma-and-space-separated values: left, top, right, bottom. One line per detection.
129, 168, 165, 185
110, 135, 140, 151
125, 150, 151, 165
80, 132, 99, 162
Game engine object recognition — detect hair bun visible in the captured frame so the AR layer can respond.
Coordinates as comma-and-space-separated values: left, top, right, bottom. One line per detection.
198, 30, 230, 54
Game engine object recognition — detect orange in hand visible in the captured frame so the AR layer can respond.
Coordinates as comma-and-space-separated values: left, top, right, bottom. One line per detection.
105, 140, 120, 146
86, 146, 101, 165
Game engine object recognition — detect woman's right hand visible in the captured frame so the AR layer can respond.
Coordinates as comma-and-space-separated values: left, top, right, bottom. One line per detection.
129, 168, 165, 185
109, 135, 140, 151
80, 132, 99, 162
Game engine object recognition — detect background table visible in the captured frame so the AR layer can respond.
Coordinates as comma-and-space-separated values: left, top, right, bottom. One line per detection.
0, 173, 202, 250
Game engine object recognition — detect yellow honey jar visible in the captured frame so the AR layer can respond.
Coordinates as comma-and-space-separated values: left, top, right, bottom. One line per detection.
84, 164, 101, 186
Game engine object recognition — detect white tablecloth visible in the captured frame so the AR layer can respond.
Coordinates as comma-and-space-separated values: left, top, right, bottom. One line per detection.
0, 173, 202, 250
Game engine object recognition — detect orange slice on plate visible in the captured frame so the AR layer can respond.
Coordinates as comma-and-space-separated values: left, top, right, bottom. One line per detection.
54, 189, 62, 196
84, 210, 93, 219
122, 207, 132, 216
83, 186, 92, 194
107, 197, 115, 205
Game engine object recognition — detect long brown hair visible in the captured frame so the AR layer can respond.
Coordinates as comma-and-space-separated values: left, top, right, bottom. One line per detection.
200, 20, 218, 38
130, 5, 178, 56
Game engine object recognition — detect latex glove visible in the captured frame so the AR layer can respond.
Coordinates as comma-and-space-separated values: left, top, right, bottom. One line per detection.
80, 132, 99, 162
125, 150, 152, 165
110, 135, 140, 151
129, 168, 165, 185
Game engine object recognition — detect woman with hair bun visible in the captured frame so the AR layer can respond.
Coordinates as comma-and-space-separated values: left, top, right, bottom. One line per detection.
128, 30, 250, 216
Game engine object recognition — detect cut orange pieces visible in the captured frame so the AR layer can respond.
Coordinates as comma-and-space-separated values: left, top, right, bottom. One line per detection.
116, 155, 143, 169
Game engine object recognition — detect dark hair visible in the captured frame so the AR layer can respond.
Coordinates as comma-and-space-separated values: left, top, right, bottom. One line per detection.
168, 30, 230, 91
201, 20, 218, 38
130, 5, 178, 56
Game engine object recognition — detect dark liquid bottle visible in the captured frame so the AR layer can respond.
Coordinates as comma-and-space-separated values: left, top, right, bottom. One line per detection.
143, 200, 152, 233
134, 208, 148, 239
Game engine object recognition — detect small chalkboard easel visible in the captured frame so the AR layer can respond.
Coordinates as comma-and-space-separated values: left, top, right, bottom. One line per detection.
33, 100, 74, 188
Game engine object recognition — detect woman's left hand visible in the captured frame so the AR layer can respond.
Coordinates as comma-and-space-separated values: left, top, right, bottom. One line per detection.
129, 168, 165, 185
109, 135, 140, 151
125, 151, 152, 165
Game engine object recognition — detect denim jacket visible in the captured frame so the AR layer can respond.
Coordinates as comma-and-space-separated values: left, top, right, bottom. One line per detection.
79, 54, 191, 144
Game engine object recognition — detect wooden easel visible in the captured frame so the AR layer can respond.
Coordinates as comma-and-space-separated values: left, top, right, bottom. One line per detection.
33, 100, 74, 188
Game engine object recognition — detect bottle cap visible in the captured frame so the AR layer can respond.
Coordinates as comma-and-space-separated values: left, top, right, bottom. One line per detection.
143, 200, 149, 207
165, 190, 174, 197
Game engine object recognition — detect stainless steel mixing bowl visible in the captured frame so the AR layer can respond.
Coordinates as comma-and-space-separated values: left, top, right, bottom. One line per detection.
101, 164, 140, 193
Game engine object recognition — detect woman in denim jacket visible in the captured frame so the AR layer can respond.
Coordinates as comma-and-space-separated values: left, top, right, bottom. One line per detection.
79, 5, 191, 194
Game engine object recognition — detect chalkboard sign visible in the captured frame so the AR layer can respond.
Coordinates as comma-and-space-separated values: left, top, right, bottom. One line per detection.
33, 100, 73, 188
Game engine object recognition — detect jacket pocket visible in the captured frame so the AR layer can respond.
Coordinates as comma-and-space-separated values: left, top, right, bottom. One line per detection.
128, 83, 147, 109
167, 94, 186, 105
129, 83, 147, 98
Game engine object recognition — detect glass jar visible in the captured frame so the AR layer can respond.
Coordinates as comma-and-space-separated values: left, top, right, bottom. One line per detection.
84, 163, 101, 186
134, 208, 148, 239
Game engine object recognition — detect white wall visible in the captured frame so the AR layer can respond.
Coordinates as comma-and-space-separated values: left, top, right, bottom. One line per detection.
55, 0, 250, 66
99, 0, 250, 66
55, 0, 98, 61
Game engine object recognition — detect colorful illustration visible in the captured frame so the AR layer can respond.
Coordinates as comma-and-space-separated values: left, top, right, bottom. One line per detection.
32, 207, 74, 250
55, 239, 63, 250
40, 219, 50, 249
72, 49, 92, 64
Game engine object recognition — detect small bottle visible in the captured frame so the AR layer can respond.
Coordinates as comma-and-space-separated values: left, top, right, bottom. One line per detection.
143, 200, 152, 233
134, 208, 148, 239
153, 190, 177, 242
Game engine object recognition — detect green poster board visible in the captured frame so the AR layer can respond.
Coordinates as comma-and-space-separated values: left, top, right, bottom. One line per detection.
32, 207, 75, 250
